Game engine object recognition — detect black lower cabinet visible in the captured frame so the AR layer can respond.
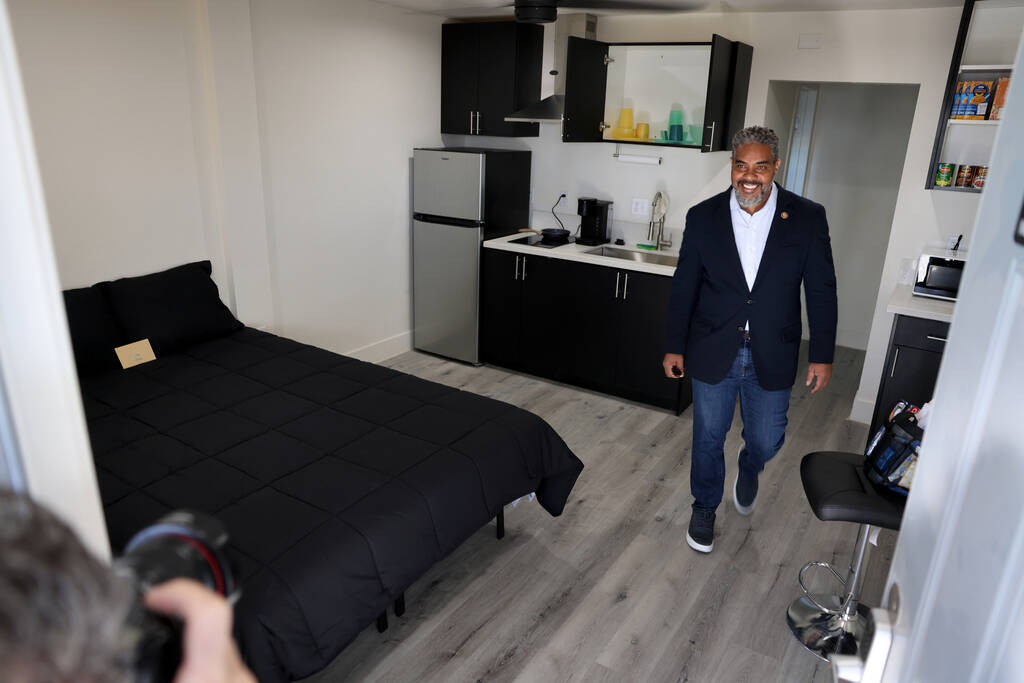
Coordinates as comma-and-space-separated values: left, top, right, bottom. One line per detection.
482, 249, 691, 413
614, 269, 687, 409
481, 249, 573, 380
868, 313, 949, 443
481, 250, 523, 369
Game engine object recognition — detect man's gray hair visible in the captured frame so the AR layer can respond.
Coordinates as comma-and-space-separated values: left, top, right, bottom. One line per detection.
731, 125, 780, 162
0, 489, 133, 683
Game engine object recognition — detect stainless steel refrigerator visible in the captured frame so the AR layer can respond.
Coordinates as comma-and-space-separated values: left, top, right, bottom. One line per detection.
412, 147, 531, 364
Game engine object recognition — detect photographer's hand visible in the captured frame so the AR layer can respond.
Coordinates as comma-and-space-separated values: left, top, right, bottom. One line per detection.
144, 579, 256, 683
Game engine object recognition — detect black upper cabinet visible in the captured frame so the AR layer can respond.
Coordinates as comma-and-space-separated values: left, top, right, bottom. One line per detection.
562, 34, 752, 152
562, 38, 610, 144
441, 22, 542, 137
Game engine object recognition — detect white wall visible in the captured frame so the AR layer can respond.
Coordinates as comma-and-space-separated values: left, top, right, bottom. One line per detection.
8, 0, 212, 290
802, 82, 918, 351
453, 7, 975, 423
8, 0, 443, 361
248, 0, 442, 360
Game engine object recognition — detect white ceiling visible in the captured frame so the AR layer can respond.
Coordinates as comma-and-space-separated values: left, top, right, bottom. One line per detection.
371, 0, 964, 20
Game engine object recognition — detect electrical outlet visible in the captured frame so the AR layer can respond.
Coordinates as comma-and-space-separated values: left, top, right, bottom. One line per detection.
631, 197, 648, 216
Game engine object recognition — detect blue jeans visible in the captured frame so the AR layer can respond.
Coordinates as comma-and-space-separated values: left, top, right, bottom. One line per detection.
690, 340, 792, 510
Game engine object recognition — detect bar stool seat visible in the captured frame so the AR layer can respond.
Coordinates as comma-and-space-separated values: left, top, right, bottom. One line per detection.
787, 451, 906, 661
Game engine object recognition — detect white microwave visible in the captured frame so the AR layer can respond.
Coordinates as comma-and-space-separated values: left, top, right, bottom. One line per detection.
912, 250, 966, 301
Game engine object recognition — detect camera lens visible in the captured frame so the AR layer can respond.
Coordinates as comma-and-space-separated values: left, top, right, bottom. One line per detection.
118, 510, 235, 597
115, 511, 235, 683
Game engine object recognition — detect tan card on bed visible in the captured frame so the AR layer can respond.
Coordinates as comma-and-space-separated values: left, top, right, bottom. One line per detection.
115, 339, 156, 369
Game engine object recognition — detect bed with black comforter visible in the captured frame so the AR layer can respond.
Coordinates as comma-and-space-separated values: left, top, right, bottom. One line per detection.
65, 260, 583, 681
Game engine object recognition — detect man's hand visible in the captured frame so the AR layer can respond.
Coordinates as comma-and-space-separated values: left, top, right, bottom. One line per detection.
806, 362, 833, 394
144, 579, 256, 683
663, 353, 685, 379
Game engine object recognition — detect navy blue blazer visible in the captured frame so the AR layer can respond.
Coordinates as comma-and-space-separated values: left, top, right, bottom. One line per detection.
665, 185, 838, 391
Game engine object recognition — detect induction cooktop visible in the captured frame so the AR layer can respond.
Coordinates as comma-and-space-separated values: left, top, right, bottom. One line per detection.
509, 234, 575, 249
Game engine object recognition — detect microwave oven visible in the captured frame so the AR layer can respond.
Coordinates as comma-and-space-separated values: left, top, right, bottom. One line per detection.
912, 250, 965, 301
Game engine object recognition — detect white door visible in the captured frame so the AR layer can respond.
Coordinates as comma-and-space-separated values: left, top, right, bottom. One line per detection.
878, 32, 1024, 682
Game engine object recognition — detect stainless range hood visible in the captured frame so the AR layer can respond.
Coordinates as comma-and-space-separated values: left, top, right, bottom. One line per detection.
504, 14, 596, 124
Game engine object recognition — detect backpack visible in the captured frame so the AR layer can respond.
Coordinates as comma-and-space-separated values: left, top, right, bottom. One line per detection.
864, 400, 923, 496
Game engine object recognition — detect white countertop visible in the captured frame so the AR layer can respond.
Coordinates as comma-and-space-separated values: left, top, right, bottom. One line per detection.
483, 232, 678, 277
887, 283, 955, 323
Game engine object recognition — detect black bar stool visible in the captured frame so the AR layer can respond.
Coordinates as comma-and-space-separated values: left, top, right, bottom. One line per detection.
787, 451, 906, 660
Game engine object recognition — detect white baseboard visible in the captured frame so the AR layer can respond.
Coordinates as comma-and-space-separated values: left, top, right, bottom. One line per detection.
849, 393, 874, 424
345, 330, 413, 363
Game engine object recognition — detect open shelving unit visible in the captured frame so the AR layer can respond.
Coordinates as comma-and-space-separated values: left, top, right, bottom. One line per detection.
925, 0, 1023, 192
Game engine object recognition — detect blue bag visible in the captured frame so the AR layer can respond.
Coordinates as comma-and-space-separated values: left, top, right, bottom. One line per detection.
864, 401, 923, 496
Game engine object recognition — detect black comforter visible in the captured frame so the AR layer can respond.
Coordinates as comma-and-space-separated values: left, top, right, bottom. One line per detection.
68, 261, 584, 681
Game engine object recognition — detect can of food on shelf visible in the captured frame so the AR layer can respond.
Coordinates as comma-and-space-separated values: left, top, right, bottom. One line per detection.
972, 166, 988, 189
935, 162, 955, 187
955, 164, 976, 187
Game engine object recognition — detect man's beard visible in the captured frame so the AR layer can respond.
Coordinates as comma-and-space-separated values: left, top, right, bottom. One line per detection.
734, 180, 771, 209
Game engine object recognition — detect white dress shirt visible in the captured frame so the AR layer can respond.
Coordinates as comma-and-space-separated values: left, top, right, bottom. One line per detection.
729, 182, 777, 330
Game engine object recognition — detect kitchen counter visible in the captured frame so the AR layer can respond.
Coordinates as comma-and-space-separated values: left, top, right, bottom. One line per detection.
887, 283, 955, 323
483, 232, 678, 277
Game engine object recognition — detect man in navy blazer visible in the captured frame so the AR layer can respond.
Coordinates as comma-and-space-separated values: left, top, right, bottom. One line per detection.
663, 126, 837, 553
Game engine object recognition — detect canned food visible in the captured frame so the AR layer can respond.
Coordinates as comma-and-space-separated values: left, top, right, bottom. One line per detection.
972, 166, 987, 189
935, 162, 954, 187
955, 164, 976, 187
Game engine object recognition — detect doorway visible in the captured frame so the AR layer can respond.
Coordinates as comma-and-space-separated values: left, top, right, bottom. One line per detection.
765, 81, 919, 350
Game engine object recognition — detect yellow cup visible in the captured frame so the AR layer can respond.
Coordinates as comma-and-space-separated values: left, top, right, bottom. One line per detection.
635, 123, 649, 140
618, 108, 634, 130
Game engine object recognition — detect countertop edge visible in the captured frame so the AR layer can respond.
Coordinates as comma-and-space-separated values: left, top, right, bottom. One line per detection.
887, 284, 955, 323
482, 233, 677, 277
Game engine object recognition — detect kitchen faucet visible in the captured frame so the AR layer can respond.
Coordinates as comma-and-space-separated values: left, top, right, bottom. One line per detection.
646, 191, 672, 251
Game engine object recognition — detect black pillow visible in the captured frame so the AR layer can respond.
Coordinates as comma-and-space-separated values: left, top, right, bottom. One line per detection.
62, 285, 124, 376
105, 261, 242, 354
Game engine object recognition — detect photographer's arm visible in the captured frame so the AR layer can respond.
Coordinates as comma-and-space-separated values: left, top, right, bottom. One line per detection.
144, 579, 255, 683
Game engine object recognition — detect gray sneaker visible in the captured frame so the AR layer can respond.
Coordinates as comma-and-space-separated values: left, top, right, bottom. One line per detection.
686, 507, 716, 553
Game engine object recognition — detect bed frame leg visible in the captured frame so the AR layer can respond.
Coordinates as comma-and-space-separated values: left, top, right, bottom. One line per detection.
394, 593, 406, 617
376, 611, 388, 633
496, 506, 505, 540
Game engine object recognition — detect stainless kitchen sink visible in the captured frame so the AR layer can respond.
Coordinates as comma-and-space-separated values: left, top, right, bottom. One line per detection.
585, 246, 678, 268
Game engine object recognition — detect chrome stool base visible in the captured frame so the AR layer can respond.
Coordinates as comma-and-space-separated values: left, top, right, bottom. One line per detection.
786, 594, 872, 661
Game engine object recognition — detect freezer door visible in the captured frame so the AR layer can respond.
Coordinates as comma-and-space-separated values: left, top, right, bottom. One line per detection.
413, 149, 484, 221
413, 218, 480, 363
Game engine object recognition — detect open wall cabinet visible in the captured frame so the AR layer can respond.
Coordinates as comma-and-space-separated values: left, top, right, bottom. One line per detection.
562, 34, 752, 152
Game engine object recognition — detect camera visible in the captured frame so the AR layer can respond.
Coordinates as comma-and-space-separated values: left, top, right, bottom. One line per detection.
114, 510, 237, 683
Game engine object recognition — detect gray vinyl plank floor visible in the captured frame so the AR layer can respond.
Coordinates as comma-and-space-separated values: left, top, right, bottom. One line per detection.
299, 343, 893, 683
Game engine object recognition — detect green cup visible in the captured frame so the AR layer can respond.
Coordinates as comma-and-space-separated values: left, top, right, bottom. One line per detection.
660, 130, 668, 140
687, 124, 702, 144
668, 109, 683, 126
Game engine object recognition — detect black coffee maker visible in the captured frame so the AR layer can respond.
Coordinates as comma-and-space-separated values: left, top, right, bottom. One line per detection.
576, 198, 613, 246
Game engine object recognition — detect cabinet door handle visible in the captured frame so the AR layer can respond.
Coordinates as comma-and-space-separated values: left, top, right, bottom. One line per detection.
926, 335, 947, 343
623, 273, 629, 300
470, 110, 475, 134
704, 120, 715, 151
614, 272, 620, 299
890, 347, 900, 378
475, 111, 481, 134
514, 255, 520, 280
521, 256, 527, 280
